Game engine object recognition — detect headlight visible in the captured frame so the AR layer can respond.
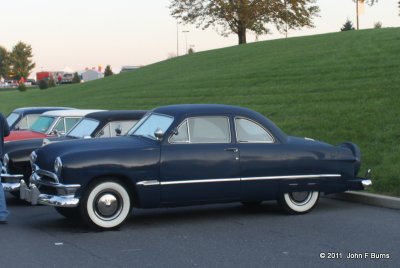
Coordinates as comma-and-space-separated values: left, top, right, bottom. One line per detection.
30, 151, 37, 166
54, 157, 63, 177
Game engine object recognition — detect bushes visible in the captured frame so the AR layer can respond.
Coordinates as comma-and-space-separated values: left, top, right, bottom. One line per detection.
39, 79, 49, 90
18, 82, 27, 92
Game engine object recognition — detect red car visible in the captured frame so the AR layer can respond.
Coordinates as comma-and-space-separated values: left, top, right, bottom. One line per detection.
5, 109, 103, 142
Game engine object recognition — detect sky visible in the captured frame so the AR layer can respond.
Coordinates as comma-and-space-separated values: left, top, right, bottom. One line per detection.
0, 0, 398, 77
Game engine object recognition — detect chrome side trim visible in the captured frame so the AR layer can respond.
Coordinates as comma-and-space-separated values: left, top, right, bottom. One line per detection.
137, 174, 342, 186
161, 178, 241, 185
241, 174, 341, 181
136, 180, 160, 186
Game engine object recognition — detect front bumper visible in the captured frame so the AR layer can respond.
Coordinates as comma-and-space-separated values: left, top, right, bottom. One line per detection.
1, 166, 24, 192
19, 172, 81, 207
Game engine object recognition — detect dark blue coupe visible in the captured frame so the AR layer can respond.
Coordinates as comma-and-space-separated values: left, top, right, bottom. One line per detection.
21, 104, 372, 230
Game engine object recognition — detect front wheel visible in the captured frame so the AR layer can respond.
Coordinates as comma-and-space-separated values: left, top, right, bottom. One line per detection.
80, 180, 132, 230
279, 191, 319, 214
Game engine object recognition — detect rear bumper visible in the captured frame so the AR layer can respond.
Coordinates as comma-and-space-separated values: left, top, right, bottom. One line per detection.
362, 179, 372, 187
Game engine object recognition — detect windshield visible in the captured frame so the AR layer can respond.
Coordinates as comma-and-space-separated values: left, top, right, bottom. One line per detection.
30, 116, 56, 133
67, 118, 100, 138
130, 113, 174, 140
7, 112, 20, 127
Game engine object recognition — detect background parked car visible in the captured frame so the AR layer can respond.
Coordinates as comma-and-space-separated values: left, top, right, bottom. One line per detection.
6, 107, 75, 131
5, 109, 103, 142
1, 110, 146, 196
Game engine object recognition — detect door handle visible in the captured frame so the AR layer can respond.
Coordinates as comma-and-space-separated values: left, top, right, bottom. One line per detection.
225, 148, 238, 153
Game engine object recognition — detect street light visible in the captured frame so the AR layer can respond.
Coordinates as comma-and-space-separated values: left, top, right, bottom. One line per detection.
182, 30, 189, 54
176, 20, 179, 56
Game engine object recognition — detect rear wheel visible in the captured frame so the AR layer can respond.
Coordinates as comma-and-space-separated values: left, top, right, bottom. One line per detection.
279, 191, 319, 214
80, 180, 131, 230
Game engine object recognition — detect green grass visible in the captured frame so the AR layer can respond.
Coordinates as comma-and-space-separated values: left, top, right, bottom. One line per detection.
1, 28, 399, 196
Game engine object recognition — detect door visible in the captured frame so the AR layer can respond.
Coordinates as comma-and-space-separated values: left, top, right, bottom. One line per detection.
160, 116, 240, 204
235, 117, 281, 201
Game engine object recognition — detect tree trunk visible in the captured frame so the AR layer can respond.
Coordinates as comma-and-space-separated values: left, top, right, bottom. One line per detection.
237, 24, 247, 44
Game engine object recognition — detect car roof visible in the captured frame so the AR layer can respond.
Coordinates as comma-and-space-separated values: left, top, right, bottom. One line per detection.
153, 104, 258, 117
11, 107, 75, 114
84, 110, 147, 121
41, 109, 105, 117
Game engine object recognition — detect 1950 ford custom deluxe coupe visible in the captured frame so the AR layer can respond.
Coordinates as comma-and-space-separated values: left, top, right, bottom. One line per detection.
21, 104, 372, 230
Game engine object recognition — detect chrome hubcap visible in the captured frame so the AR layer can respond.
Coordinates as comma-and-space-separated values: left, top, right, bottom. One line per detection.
289, 191, 312, 206
94, 192, 122, 220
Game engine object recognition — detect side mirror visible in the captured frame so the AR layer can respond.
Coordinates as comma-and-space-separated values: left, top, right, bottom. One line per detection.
154, 128, 164, 141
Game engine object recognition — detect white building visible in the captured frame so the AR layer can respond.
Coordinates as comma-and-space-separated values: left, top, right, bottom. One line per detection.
81, 69, 104, 82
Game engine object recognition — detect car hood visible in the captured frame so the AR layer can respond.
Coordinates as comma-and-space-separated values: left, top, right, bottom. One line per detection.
5, 130, 48, 142
35, 136, 155, 170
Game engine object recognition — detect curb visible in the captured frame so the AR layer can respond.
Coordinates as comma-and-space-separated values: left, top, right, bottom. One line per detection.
327, 191, 400, 210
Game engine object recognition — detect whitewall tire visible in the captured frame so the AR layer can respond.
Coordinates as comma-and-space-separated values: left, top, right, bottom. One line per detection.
279, 191, 319, 214
80, 180, 131, 230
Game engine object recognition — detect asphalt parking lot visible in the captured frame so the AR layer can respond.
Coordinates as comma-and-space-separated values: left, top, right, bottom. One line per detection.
1, 194, 398, 268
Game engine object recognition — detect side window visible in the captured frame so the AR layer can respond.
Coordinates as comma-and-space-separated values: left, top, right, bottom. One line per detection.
235, 118, 274, 143
16, 116, 29, 130
65, 117, 81, 132
171, 117, 230, 143
170, 120, 189, 143
98, 124, 111, 138
98, 121, 139, 138
54, 118, 65, 133
109, 121, 138, 137
26, 114, 40, 129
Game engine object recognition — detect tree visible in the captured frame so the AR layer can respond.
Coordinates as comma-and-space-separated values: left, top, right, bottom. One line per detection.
373, 21, 382, 28
8, 42, 35, 80
188, 47, 195, 54
0, 46, 10, 80
170, 0, 319, 45
104, 65, 114, 77
341, 19, 355, 31
72, 72, 81, 83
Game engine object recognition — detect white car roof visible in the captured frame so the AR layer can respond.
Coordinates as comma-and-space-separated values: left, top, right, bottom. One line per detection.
41, 109, 105, 117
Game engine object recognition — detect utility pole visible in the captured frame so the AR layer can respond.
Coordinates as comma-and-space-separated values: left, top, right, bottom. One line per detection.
176, 21, 179, 56
356, 0, 359, 30
182, 30, 189, 54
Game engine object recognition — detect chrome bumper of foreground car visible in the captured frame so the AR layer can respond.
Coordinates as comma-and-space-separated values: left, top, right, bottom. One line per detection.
19, 178, 81, 207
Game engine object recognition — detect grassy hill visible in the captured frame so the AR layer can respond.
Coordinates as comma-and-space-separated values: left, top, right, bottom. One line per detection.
1, 28, 399, 196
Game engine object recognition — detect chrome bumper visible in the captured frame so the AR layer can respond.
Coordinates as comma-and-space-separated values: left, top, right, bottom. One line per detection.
1, 164, 24, 192
361, 169, 373, 188
1, 173, 24, 192
362, 179, 372, 187
20, 173, 81, 207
